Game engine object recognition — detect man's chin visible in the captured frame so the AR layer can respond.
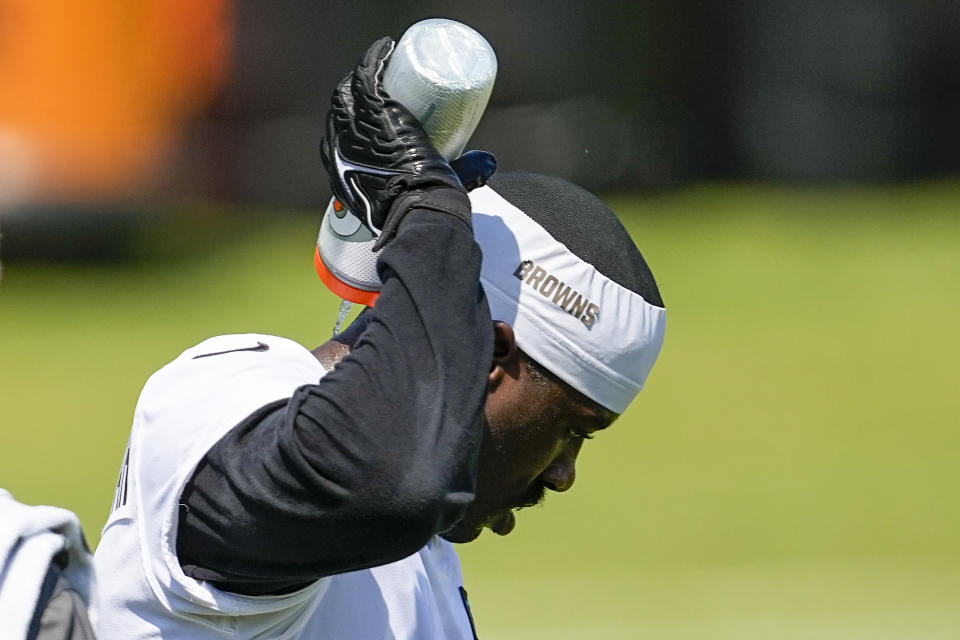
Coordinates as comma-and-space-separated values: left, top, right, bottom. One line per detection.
488, 509, 516, 536
441, 509, 516, 544
440, 526, 483, 544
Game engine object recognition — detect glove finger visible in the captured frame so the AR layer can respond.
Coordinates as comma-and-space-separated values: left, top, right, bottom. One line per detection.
325, 64, 370, 210
320, 70, 352, 170
334, 70, 356, 119
450, 150, 498, 191
352, 37, 395, 104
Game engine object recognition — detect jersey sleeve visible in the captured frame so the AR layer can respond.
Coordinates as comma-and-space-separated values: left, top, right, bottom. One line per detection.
176, 194, 493, 594
115, 333, 332, 617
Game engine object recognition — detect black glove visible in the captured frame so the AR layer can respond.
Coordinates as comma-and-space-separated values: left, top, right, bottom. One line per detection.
320, 37, 471, 249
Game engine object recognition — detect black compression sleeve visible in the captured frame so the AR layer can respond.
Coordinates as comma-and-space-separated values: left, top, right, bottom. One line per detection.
177, 190, 492, 594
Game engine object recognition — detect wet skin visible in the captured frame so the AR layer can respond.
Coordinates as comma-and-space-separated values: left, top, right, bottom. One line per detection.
440, 322, 617, 543
313, 316, 617, 543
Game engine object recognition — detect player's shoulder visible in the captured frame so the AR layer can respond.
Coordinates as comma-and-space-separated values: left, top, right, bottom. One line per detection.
140, 333, 325, 402
178, 333, 314, 363
156, 332, 318, 369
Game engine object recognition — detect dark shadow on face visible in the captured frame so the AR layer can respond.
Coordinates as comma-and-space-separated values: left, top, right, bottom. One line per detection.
311, 298, 618, 545
441, 327, 618, 544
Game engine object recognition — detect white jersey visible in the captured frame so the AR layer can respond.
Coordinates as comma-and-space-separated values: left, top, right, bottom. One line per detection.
93, 334, 478, 640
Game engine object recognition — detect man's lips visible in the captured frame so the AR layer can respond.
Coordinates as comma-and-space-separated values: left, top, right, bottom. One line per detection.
518, 483, 547, 510
489, 485, 546, 536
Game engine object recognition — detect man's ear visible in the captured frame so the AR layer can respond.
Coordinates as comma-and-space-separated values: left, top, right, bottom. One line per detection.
489, 321, 520, 389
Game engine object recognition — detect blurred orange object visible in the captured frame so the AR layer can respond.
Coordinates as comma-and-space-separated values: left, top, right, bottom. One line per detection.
0, 0, 231, 203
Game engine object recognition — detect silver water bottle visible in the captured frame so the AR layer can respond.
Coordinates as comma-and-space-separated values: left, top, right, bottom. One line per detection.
315, 19, 498, 307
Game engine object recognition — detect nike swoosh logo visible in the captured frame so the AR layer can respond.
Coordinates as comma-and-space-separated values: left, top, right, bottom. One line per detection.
192, 342, 270, 359
333, 146, 397, 235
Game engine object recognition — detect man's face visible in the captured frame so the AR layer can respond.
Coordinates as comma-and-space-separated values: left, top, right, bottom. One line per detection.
442, 356, 617, 543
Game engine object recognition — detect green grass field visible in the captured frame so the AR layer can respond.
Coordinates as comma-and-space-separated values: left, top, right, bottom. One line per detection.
2, 184, 959, 638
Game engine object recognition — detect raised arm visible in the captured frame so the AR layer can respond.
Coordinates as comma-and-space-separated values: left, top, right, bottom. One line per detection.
176, 39, 494, 595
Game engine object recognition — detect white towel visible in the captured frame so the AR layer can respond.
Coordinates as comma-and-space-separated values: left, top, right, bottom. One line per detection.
0, 489, 95, 640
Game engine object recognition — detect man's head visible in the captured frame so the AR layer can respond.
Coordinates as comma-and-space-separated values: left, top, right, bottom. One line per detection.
315, 171, 665, 541
440, 171, 666, 542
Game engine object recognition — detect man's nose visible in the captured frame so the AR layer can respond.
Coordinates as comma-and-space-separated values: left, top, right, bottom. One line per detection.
540, 454, 577, 493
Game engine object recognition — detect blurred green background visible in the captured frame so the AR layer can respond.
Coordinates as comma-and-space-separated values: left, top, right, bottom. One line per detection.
4, 2, 960, 637
2, 184, 958, 638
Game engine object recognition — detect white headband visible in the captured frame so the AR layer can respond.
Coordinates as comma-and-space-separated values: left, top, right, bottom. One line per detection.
469, 186, 666, 413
